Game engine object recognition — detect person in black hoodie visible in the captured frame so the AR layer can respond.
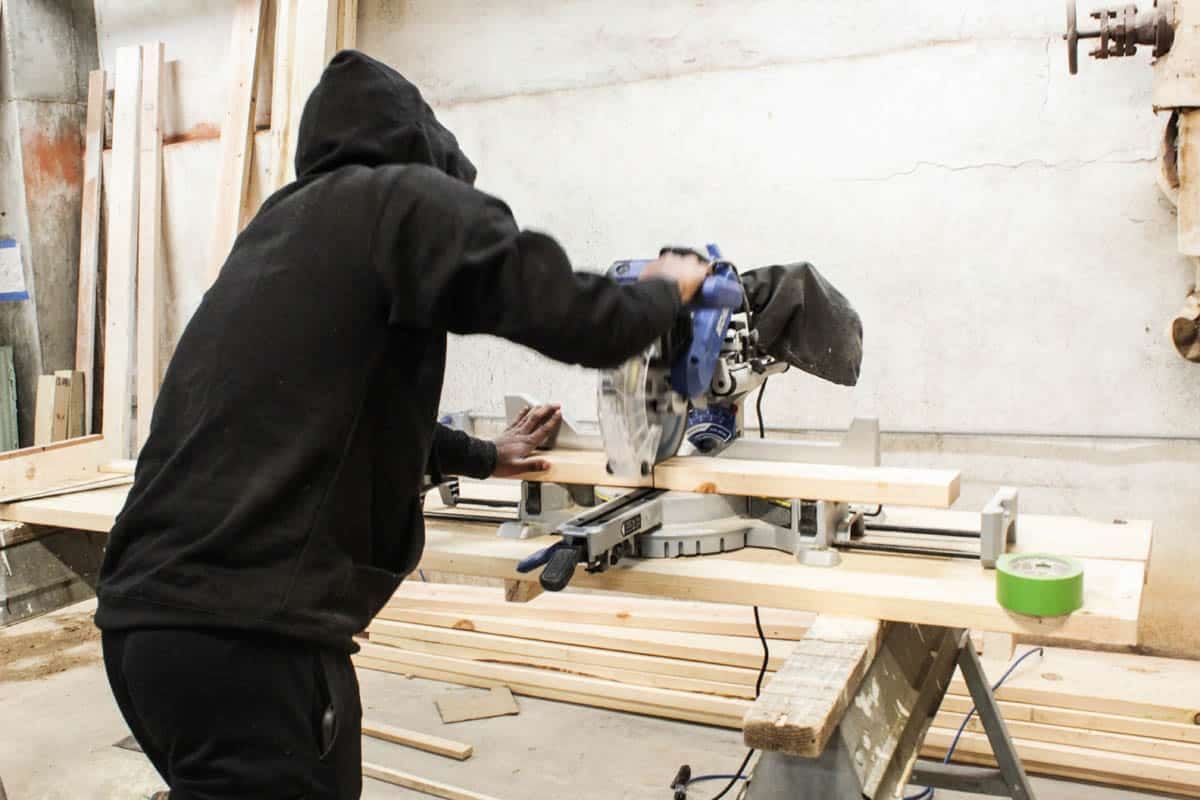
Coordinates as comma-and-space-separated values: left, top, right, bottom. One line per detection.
94, 51, 709, 799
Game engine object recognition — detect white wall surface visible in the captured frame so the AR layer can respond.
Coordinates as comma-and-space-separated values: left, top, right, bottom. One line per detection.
94, 1, 1200, 656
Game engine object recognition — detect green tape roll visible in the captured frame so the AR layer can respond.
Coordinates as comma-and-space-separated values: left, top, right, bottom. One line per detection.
996, 553, 1084, 617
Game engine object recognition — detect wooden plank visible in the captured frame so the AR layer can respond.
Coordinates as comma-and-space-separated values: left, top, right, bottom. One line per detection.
948, 647, 1200, 725
937, 693, 1200, 745
0, 484, 129, 530
932, 711, 1200, 766
925, 745, 1200, 798
653, 455, 960, 508
33, 375, 56, 446
435, 686, 519, 724
371, 612, 793, 671
135, 42, 164, 450
336, 0, 357, 49
414, 522, 1144, 646
285, 0, 337, 184
372, 614, 768, 685
55, 370, 86, 440
369, 631, 762, 698
513, 450, 960, 507
0, 474, 132, 506
511, 449, 649, 489
0, 436, 106, 494
4, 493, 1143, 645
50, 373, 71, 442
76, 68, 105, 434
742, 616, 884, 756
362, 762, 500, 800
923, 726, 1200, 793
0, 346, 17, 450
208, 0, 269, 282
268, 0, 297, 192
361, 720, 473, 760
390, 581, 814, 640
103, 45, 143, 460
355, 642, 749, 729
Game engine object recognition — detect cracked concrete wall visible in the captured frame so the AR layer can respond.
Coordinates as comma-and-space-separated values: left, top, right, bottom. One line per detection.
1, 0, 98, 445
95, 0, 1200, 657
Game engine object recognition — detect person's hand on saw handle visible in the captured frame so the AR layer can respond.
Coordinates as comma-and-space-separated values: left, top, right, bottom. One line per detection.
492, 404, 563, 477
639, 249, 710, 303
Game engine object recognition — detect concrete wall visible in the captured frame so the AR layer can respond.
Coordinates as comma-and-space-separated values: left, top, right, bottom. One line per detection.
0, 0, 98, 444
93, 1, 1200, 657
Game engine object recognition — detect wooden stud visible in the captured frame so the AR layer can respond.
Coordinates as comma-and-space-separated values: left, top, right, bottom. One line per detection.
136, 42, 164, 450
33, 375, 56, 446
361, 720, 473, 760
50, 372, 71, 442
337, 0, 357, 49
268, 0, 297, 192
208, 0, 269, 283
742, 616, 884, 756
284, 0, 338, 184
103, 46, 142, 460
75, 69, 105, 435
362, 762, 501, 800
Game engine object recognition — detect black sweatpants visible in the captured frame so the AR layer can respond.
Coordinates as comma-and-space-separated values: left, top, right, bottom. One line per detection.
102, 628, 362, 799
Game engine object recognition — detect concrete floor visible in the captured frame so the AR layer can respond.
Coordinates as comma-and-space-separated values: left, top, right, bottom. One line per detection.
0, 601, 1167, 800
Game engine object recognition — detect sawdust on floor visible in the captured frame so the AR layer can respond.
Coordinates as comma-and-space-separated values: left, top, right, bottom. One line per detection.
0, 609, 100, 683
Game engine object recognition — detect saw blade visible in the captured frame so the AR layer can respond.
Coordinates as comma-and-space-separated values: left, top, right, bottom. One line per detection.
598, 347, 687, 477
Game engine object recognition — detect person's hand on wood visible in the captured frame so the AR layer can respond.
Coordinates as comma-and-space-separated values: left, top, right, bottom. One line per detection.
491, 404, 563, 477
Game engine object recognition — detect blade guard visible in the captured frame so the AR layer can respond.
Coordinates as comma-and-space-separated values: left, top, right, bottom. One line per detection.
599, 247, 744, 476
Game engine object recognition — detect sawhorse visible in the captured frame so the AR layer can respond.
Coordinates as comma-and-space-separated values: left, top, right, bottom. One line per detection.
740, 618, 1035, 800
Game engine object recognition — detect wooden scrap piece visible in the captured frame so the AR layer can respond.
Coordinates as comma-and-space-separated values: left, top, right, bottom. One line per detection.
362, 720, 473, 760
75, 69, 105, 434
135, 42, 165, 449
503, 579, 542, 603
362, 762, 501, 800
742, 616, 884, 757
50, 372, 70, 442
55, 370, 86, 439
435, 686, 519, 724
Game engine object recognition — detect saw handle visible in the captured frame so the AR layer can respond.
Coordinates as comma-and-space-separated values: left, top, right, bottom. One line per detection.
539, 542, 584, 592
694, 264, 744, 310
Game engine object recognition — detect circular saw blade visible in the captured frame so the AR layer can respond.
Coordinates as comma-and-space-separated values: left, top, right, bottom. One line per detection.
598, 347, 686, 477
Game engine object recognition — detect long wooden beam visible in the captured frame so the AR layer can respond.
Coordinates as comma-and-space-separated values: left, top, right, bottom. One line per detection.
0, 489, 1148, 645
513, 449, 960, 508
75, 69, 105, 434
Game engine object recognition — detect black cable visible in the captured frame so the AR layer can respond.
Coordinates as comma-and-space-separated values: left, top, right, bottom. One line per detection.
752, 606, 769, 697
756, 378, 768, 439
862, 504, 883, 517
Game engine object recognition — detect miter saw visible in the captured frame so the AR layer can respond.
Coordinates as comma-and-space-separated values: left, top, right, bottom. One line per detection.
451, 248, 1019, 592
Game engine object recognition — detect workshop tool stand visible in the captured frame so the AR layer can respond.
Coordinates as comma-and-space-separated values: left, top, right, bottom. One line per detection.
740, 624, 1035, 800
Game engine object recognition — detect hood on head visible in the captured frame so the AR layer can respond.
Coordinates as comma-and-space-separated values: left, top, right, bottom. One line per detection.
294, 50, 476, 183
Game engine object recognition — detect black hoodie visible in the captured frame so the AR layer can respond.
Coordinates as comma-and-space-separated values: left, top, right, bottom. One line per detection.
94, 51, 682, 651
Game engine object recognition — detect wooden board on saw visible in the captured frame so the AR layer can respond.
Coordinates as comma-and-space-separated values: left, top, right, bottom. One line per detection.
412, 520, 1145, 646
389, 581, 814, 639
947, 646, 1200, 725
354, 640, 750, 729
370, 613, 792, 671
511, 449, 961, 508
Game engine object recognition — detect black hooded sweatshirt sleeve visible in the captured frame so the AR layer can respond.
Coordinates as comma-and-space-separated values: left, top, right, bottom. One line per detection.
94, 51, 680, 652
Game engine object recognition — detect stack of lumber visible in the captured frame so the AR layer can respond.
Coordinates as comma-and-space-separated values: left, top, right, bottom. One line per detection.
360, 584, 1200, 797
924, 647, 1200, 797
355, 582, 813, 729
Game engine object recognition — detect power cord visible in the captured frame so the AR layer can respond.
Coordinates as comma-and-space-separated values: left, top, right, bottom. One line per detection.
755, 378, 768, 439
904, 646, 1046, 800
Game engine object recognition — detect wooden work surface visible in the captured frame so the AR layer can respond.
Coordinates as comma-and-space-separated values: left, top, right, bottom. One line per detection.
0, 484, 1149, 646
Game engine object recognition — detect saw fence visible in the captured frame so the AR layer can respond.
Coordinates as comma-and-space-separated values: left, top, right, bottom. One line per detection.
360, 582, 1200, 798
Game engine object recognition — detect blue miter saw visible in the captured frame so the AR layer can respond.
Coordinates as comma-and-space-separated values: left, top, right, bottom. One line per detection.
598, 244, 772, 477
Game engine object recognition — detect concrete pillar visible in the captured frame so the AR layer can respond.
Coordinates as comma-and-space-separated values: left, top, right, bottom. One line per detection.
0, 0, 98, 445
